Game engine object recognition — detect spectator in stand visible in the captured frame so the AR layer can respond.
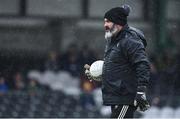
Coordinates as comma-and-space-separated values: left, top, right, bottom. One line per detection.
79, 44, 97, 72
0, 77, 8, 95
149, 62, 159, 95
79, 44, 100, 89
13, 72, 25, 90
28, 78, 38, 96
158, 53, 176, 95
62, 43, 81, 77
80, 81, 96, 110
45, 51, 61, 72
173, 53, 180, 95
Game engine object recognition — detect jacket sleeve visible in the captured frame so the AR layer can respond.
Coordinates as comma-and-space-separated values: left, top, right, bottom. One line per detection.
122, 36, 150, 86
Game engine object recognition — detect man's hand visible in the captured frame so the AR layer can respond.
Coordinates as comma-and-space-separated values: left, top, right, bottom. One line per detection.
84, 64, 102, 82
134, 86, 150, 111
84, 64, 93, 82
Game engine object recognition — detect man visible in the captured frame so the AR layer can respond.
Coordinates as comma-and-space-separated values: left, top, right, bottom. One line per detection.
84, 5, 150, 118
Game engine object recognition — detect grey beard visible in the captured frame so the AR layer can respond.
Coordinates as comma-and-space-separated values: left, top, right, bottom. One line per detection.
105, 26, 118, 41
105, 31, 113, 40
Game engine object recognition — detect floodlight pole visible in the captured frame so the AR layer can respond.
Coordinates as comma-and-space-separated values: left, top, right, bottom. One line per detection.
154, 0, 168, 53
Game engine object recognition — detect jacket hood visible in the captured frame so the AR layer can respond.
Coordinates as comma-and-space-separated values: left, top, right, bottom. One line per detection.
129, 27, 147, 47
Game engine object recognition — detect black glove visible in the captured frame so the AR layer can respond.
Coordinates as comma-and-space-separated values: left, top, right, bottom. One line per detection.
134, 86, 150, 111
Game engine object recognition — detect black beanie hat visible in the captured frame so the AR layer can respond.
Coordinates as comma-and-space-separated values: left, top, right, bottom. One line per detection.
104, 5, 131, 26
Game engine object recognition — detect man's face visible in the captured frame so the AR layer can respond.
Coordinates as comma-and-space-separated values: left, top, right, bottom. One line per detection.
104, 18, 121, 40
104, 18, 114, 32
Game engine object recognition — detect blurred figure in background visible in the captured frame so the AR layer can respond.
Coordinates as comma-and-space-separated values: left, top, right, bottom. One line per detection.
173, 53, 180, 95
148, 62, 159, 95
79, 44, 100, 89
158, 52, 176, 95
13, 72, 25, 90
79, 44, 97, 71
0, 77, 8, 95
80, 81, 96, 110
28, 77, 39, 96
151, 96, 161, 107
44, 51, 61, 72
62, 43, 81, 77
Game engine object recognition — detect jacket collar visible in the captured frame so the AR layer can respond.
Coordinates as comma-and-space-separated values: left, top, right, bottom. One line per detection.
105, 24, 129, 53
112, 24, 129, 41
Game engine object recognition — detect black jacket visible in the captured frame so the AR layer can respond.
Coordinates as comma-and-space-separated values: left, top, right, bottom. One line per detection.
102, 24, 150, 105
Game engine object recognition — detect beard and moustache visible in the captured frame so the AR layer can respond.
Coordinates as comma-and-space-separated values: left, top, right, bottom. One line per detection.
105, 24, 118, 41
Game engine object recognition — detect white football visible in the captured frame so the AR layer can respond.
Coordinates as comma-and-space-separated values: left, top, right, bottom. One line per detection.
90, 60, 104, 78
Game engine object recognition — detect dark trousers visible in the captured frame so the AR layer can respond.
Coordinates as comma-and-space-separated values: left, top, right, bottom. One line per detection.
110, 105, 137, 118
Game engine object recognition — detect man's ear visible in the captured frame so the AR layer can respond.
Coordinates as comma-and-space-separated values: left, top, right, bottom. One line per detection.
117, 25, 123, 31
